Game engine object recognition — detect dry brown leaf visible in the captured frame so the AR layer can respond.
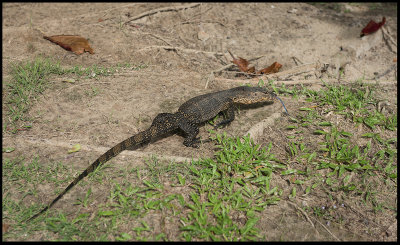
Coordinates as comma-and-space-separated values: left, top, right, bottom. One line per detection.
2, 223, 10, 233
257, 62, 282, 74
232, 57, 251, 72
228, 50, 255, 73
247, 66, 255, 73
43, 35, 94, 55
228, 50, 281, 74
360, 17, 386, 37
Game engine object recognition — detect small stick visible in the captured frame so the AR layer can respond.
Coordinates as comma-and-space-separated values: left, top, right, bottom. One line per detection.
213, 53, 265, 75
141, 32, 173, 46
292, 56, 303, 66
312, 217, 341, 241
137, 45, 225, 57
124, 3, 201, 24
287, 201, 317, 230
373, 64, 397, 80
180, 20, 226, 27
381, 26, 397, 54
227, 49, 236, 60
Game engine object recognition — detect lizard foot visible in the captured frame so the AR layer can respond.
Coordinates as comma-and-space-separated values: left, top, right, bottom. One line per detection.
183, 137, 201, 148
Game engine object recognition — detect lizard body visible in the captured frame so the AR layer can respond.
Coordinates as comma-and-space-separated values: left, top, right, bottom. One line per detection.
27, 86, 277, 221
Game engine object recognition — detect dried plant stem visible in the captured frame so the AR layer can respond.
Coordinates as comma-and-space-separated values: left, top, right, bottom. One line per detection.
124, 3, 201, 24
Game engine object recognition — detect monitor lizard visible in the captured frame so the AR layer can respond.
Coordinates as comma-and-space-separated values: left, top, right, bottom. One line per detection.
27, 85, 284, 221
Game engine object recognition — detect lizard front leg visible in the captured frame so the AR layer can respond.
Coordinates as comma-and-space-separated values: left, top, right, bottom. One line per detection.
214, 106, 235, 129
178, 120, 200, 148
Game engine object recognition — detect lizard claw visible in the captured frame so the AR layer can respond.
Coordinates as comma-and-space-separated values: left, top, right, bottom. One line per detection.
183, 137, 201, 148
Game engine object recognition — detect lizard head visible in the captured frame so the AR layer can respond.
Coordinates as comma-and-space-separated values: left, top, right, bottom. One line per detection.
231, 86, 276, 105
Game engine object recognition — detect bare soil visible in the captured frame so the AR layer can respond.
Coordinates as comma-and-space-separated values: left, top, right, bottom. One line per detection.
2, 3, 397, 241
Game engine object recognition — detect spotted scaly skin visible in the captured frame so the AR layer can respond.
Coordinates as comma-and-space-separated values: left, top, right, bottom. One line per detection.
27, 86, 276, 221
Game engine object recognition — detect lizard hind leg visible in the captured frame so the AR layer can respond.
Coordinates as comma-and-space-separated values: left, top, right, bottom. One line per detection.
151, 113, 179, 134
126, 113, 179, 151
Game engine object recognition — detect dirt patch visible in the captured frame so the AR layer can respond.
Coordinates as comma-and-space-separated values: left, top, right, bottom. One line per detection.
2, 3, 397, 241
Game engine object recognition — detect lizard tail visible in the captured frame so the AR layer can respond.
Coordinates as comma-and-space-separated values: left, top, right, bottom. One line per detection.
26, 114, 179, 221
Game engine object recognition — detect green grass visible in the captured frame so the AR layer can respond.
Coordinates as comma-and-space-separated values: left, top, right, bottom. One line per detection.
5, 58, 64, 125
179, 133, 282, 241
4, 129, 396, 240
271, 79, 397, 215
270, 80, 397, 131
3, 57, 146, 133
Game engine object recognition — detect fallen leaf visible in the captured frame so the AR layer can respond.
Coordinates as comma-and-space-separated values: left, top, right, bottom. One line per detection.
44, 35, 94, 55
228, 50, 255, 73
227, 50, 282, 75
360, 17, 386, 37
257, 62, 282, 74
68, 144, 81, 154
62, 78, 76, 83
247, 66, 255, 73
232, 57, 251, 72
243, 171, 253, 178
2, 223, 10, 233
3, 147, 15, 153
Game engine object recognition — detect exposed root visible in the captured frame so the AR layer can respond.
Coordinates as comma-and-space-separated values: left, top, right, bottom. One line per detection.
213, 77, 396, 87
244, 112, 281, 144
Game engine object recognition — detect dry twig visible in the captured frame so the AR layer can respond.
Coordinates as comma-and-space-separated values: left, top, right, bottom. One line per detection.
137, 45, 225, 57
373, 64, 397, 80
205, 54, 265, 89
381, 26, 397, 54
312, 217, 341, 241
180, 20, 226, 27
287, 201, 318, 232
264, 62, 318, 80
124, 3, 201, 24
213, 54, 266, 74
140, 32, 173, 46
292, 56, 304, 66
